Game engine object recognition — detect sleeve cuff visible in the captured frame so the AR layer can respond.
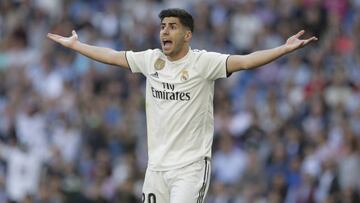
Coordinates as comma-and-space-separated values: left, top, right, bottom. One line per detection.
225, 55, 232, 78
125, 51, 134, 73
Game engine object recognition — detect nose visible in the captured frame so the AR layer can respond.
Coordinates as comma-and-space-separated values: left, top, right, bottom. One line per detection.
162, 26, 169, 35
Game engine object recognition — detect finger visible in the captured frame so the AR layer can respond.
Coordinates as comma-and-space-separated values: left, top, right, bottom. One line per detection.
303, 36, 318, 45
47, 33, 60, 38
47, 33, 64, 38
294, 30, 305, 38
47, 33, 63, 41
309, 36, 318, 41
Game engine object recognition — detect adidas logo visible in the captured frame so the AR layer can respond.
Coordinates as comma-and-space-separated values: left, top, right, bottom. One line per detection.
150, 72, 159, 78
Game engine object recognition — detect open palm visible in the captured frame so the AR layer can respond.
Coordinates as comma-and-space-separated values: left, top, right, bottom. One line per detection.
47, 30, 79, 48
285, 30, 317, 52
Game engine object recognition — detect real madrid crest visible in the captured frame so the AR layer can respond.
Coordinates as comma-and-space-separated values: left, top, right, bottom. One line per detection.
154, 58, 165, 70
180, 69, 189, 81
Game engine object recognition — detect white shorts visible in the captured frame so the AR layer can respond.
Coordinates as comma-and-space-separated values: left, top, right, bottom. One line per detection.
142, 157, 211, 203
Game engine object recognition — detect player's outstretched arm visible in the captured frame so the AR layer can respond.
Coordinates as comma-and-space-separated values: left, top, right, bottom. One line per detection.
226, 30, 317, 74
47, 30, 129, 69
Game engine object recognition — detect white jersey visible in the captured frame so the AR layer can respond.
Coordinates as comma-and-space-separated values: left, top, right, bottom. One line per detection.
126, 48, 229, 171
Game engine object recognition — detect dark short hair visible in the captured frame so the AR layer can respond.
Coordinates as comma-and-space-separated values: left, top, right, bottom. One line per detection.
158, 8, 194, 32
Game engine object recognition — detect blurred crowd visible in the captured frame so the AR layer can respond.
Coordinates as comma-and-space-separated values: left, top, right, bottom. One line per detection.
0, 0, 359, 202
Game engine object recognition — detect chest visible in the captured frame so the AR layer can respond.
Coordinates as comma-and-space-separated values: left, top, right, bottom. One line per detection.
147, 58, 204, 91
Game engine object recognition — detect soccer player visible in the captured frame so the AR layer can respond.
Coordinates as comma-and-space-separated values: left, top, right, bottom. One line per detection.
47, 8, 317, 203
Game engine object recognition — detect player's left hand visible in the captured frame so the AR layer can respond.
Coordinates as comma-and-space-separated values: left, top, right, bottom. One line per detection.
285, 30, 318, 52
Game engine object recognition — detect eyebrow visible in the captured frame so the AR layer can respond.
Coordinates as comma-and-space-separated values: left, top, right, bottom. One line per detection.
161, 22, 178, 26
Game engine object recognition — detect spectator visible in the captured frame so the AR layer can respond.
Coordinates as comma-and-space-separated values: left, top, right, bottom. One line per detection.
212, 133, 248, 186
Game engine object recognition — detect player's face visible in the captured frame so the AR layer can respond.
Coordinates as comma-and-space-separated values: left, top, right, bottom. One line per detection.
160, 17, 191, 58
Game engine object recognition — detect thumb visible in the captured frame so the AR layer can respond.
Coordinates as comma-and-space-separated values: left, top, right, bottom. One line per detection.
72, 30, 78, 38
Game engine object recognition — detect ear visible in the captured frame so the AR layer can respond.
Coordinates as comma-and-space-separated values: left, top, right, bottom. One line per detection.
184, 30, 192, 42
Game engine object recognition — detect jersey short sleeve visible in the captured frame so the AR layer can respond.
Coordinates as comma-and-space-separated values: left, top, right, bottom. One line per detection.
126, 49, 154, 75
198, 51, 230, 80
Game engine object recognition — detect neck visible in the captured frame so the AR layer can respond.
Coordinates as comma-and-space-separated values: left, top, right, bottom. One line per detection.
167, 45, 190, 61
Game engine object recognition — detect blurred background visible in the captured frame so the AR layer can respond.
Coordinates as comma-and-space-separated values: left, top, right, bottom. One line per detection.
0, 0, 359, 202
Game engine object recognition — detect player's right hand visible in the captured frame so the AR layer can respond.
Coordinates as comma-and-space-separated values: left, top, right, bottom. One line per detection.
47, 30, 79, 48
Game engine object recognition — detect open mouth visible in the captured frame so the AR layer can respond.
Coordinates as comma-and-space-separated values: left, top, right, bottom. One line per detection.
162, 40, 173, 49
